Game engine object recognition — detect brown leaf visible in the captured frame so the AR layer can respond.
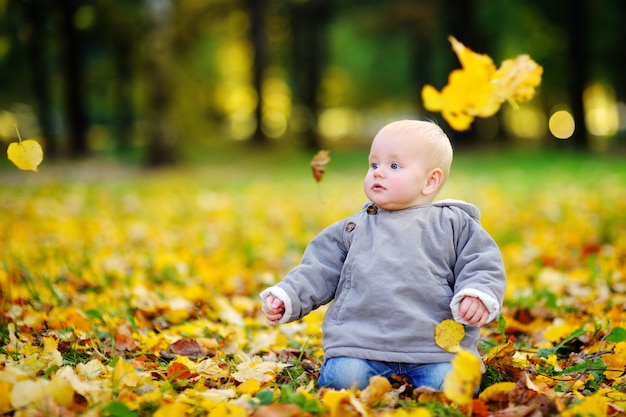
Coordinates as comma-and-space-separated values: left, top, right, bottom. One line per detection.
114, 333, 138, 352
311, 150, 331, 183
507, 372, 558, 415
161, 338, 215, 360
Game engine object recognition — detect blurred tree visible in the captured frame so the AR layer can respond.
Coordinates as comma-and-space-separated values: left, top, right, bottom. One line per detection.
289, 0, 331, 149
57, 0, 88, 157
443, 0, 489, 145
143, 0, 178, 165
564, 0, 590, 149
98, 1, 141, 153
23, 0, 58, 154
246, 0, 268, 145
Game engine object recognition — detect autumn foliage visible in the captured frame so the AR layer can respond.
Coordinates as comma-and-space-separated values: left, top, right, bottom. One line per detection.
2, 151, 626, 416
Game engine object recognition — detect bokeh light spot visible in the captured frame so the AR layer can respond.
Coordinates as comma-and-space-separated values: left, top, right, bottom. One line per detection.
549, 109, 575, 139
504, 105, 546, 140
318, 108, 358, 140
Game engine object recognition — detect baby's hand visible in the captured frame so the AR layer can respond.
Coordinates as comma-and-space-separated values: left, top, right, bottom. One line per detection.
458, 296, 489, 327
263, 294, 285, 326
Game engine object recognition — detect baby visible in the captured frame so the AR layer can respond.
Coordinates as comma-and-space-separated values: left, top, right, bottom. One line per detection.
261, 120, 507, 390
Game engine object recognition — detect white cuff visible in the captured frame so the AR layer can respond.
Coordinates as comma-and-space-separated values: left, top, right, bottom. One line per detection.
260, 286, 292, 324
450, 288, 500, 326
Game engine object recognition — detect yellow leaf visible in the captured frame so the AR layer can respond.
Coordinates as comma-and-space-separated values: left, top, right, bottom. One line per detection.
443, 349, 482, 406
48, 375, 75, 407
434, 319, 465, 353
543, 322, 581, 344
112, 358, 140, 389
483, 340, 515, 365
478, 382, 516, 403
10, 379, 48, 409
231, 360, 286, 383
154, 402, 190, 417
381, 408, 433, 417
208, 401, 248, 417
7, 139, 43, 172
561, 393, 608, 417
602, 341, 626, 381
0, 380, 13, 413
322, 390, 366, 417
449, 36, 496, 77
236, 378, 261, 395
42, 337, 63, 369
360, 375, 392, 406
421, 36, 542, 131
493, 55, 543, 105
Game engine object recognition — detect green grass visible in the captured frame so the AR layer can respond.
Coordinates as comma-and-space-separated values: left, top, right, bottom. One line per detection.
3, 140, 626, 185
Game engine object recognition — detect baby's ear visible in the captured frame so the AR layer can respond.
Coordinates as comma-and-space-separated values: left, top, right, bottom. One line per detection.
423, 168, 443, 196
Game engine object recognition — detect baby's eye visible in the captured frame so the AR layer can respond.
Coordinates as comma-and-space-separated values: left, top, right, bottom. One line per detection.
370, 162, 379, 169
390, 162, 399, 169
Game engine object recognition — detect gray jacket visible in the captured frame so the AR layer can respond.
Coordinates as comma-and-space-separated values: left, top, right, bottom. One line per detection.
261, 199, 506, 365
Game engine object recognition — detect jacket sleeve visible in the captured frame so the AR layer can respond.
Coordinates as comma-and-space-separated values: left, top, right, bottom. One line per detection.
449, 210, 507, 325
260, 220, 349, 324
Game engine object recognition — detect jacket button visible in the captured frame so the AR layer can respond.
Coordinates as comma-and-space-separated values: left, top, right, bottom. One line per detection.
345, 222, 356, 232
366, 205, 378, 215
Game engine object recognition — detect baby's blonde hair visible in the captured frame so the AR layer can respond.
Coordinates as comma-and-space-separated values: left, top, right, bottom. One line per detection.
376, 120, 453, 183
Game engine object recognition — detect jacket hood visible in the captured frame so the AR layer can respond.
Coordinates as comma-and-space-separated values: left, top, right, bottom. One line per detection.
432, 199, 481, 220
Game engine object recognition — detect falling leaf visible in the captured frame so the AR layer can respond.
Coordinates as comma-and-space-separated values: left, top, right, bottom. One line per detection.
7, 126, 43, 172
7, 139, 43, 172
434, 319, 465, 353
422, 36, 542, 131
443, 349, 482, 406
311, 150, 331, 183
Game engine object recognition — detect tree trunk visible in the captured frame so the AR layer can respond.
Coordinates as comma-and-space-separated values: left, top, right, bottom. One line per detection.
112, 36, 135, 152
25, 0, 57, 155
443, 0, 484, 145
58, 0, 88, 157
290, 0, 330, 150
144, 0, 177, 166
246, 0, 268, 145
566, 0, 590, 150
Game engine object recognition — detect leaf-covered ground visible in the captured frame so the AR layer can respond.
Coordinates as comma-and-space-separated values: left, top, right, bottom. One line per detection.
2, 150, 626, 416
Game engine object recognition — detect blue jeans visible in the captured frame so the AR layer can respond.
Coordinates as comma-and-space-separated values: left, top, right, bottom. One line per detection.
318, 357, 453, 390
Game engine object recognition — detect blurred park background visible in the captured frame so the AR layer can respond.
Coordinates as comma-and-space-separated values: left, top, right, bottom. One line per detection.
0, 0, 625, 167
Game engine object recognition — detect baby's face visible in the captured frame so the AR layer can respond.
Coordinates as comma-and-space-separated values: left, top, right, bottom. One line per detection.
363, 133, 436, 210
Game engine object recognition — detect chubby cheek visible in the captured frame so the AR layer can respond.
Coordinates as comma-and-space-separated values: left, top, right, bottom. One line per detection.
363, 173, 374, 190
363, 179, 373, 199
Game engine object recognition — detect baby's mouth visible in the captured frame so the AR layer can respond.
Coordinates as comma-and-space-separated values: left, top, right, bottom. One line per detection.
372, 183, 386, 191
